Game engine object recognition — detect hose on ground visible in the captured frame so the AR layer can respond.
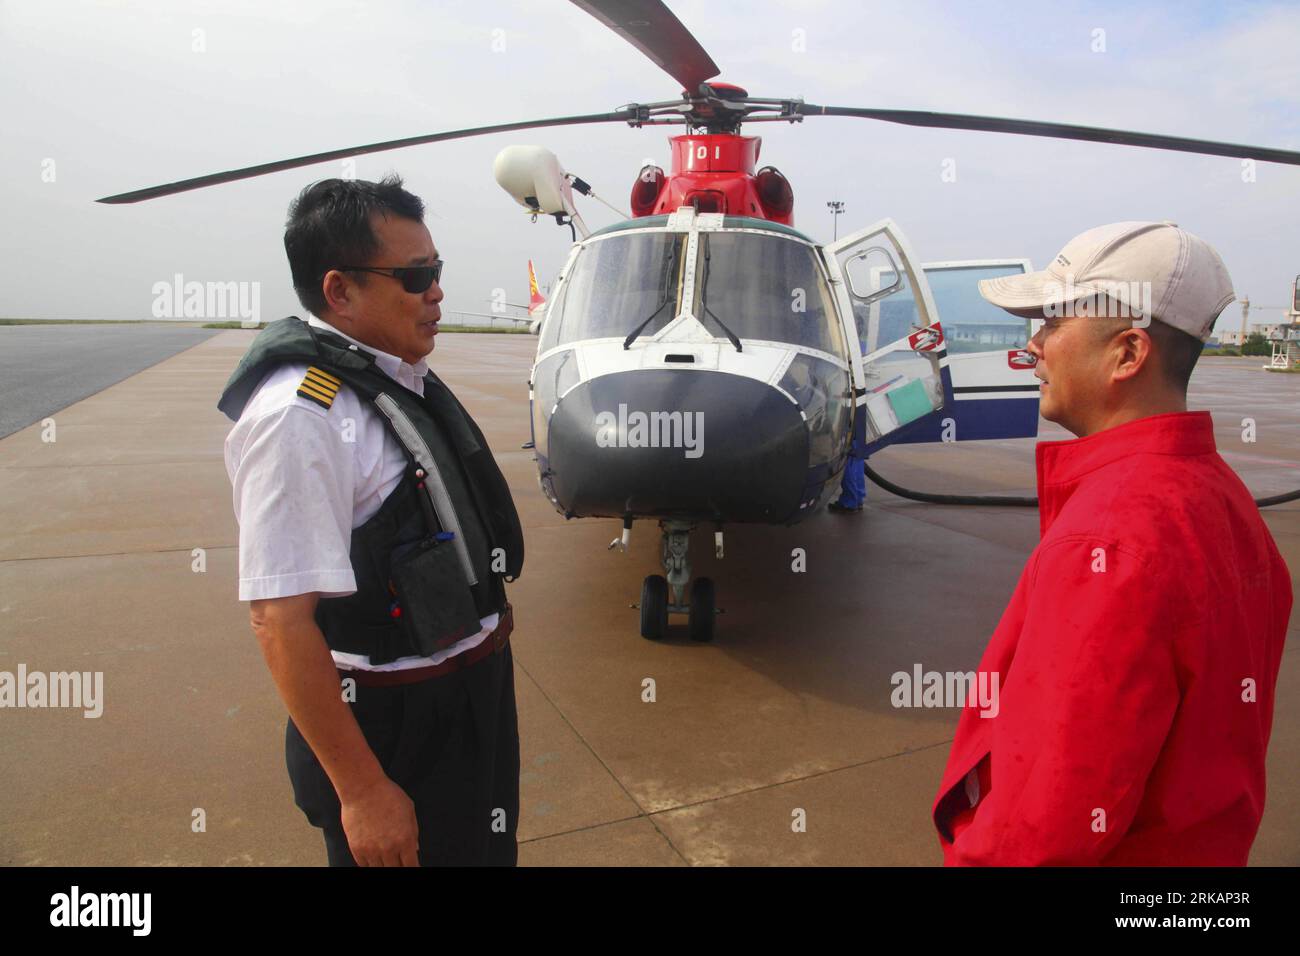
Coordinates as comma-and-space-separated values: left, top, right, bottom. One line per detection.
864, 463, 1300, 509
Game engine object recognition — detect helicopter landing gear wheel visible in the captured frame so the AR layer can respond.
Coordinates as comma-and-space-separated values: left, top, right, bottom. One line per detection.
689, 577, 716, 642
640, 574, 669, 641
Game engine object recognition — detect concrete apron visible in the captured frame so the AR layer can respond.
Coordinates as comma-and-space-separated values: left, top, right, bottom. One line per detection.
0, 336, 1295, 865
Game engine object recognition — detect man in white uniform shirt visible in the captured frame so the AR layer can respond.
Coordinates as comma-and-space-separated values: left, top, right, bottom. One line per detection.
221, 176, 524, 866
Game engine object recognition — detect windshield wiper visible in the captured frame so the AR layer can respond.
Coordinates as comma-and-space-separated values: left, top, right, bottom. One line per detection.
623, 295, 672, 350
623, 235, 682, 350
699, 234, 742, 352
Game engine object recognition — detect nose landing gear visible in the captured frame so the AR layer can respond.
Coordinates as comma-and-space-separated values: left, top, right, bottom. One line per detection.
634, 519, 721, 642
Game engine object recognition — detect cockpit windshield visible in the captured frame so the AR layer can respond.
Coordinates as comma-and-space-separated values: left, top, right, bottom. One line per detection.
692, 232, 843, 355
540, 232, 685, 351
541, 229, 844, 357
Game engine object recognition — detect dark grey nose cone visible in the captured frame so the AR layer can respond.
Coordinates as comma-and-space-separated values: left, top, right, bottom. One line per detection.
545, 369, 810, 523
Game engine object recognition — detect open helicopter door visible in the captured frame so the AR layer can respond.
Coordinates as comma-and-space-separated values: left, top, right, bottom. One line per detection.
824, 219, 954, 455
884, 259, 1042, 444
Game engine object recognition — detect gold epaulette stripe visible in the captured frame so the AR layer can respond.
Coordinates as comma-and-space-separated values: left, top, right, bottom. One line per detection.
305, 366, 342, 388
297, 366, 342, 409
303, 372, 341, 394
298, 380, 335, 400
297, 384, 335, 409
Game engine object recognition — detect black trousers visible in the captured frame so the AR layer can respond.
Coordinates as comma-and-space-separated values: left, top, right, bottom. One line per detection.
285, 643, 519, 866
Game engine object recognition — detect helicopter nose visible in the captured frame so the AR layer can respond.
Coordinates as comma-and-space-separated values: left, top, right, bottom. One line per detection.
543, 369, 811, 521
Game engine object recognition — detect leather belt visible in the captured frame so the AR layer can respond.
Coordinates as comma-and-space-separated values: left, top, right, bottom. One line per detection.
337, 603, 513, 688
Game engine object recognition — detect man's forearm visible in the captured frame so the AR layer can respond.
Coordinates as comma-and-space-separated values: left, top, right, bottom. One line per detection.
254, 615, 386, 803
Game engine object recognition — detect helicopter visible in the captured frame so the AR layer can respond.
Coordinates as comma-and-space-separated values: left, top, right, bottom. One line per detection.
97, 0, 1300, 643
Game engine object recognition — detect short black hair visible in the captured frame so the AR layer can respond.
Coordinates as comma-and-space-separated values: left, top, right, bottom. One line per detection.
283, 175, 425, 316
1147, 317, 1205, 392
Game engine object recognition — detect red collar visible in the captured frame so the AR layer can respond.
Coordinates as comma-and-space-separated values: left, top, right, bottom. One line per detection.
1035, 411, 1217, 533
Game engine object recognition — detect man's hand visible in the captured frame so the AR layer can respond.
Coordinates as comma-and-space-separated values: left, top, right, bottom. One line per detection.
340, 776, 421, 867
250, 592, 420, 867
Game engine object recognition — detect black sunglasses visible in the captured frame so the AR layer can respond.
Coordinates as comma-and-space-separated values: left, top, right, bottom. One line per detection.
334, 259, 443, 294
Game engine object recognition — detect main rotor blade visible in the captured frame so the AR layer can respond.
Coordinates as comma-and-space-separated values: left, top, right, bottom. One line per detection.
799, 104, 1300, 166
570, 0, 719, 93
96, 110, 637, 204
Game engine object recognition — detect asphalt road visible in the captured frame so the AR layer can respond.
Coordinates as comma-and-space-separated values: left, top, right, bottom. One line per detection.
0, 324, 219, 438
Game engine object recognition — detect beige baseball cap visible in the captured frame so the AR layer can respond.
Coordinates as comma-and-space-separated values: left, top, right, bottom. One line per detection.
978, 221, 1235, 341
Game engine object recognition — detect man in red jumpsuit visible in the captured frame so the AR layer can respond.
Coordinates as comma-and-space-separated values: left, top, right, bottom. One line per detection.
932, 221, 1292, 865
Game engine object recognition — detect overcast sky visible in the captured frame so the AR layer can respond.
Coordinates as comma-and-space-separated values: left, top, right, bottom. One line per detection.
2, 0, 1298, 335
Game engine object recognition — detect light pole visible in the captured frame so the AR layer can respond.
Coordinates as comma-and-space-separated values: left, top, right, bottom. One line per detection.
827, 200, 845, 241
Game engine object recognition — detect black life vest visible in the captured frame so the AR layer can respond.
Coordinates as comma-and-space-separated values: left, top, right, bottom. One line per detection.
218, 316, 524, 664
